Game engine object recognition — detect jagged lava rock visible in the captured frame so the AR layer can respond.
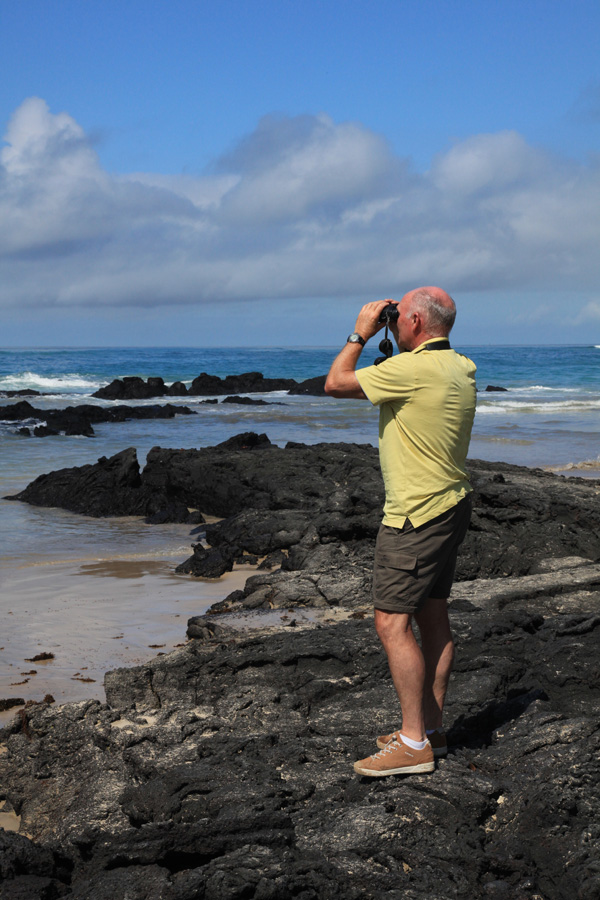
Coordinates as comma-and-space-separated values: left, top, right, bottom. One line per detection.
93, 375, 167, 400
1, 580, 599, 898
221, 395, 284, 406
0, 400, 195, 437
189, 371, 297, 395
6, 448, 155, 517
287, 374, 327, 395
7, 438, 600, 598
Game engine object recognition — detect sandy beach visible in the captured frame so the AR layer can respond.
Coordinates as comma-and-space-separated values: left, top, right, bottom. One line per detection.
0, 536, 256, 724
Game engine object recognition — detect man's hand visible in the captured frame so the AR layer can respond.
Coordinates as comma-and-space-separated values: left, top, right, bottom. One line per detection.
324, 298, 398, 398
354, 299, 398, 341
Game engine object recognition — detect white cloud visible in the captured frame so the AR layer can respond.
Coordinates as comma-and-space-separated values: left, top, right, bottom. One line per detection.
213, 113, 401, 223
1, 98, 600, 311
575, 300, 600, 324
431, 131, 543, 195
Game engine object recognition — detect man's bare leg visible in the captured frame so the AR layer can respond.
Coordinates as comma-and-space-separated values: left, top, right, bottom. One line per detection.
414, 597, 455, 731
374, 609, 426, 742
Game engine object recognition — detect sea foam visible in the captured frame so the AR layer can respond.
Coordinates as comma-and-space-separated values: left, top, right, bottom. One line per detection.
0, 371, 101, 393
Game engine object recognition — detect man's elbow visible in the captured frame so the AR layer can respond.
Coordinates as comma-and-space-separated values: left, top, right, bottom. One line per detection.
324, 374, 347, 397
324, 373, 365, 399
324, 375, 338, 396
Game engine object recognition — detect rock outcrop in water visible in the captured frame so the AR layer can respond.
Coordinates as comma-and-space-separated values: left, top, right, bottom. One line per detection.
0, 400, 196, 437
92, 372, 326, 400
1, 397, 285, 438
2, 438, 600, 898
7, 437, 600, 578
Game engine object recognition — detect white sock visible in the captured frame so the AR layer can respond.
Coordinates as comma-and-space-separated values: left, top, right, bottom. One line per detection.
399, 733, 428, 751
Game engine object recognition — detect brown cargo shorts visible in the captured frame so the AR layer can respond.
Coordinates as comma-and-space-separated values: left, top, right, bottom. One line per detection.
373, 494, 472, 615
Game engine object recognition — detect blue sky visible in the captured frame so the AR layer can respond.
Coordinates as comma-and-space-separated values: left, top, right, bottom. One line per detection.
1, 0, 599, 346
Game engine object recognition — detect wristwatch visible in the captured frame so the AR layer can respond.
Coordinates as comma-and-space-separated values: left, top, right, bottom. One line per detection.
346, 333, 366, 347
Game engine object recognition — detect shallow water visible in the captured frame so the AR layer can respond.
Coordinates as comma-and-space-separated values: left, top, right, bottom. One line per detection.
0, 552, 253, 722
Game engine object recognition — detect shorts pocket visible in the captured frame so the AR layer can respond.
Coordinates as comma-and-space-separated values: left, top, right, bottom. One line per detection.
374, 552, 418, 572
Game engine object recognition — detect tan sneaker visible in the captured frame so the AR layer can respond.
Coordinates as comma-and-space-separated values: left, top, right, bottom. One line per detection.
354, 736, 435, 777
376, 728, 447, 757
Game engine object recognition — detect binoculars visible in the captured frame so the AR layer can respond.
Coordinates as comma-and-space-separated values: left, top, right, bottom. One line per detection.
378, 303, 399, 324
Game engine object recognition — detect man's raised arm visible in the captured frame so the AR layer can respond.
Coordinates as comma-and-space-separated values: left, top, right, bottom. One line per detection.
324, 299, 393, 398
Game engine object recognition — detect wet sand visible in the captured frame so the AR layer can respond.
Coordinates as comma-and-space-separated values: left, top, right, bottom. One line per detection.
0, 553, 253, 725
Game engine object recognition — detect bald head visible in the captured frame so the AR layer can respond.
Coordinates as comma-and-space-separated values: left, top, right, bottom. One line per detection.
404, 286, 456, 337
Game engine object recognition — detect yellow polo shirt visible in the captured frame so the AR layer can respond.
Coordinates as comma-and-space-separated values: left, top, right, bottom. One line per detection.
356, 339, 477, 528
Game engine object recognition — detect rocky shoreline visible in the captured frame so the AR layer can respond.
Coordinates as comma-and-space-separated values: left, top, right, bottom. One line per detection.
92, 371, 326, 399
1, 438, 599, 898
0, 398, 287, 438
1, 371, 509, 439
0, 400, 197, 438
0, 370, 506, 405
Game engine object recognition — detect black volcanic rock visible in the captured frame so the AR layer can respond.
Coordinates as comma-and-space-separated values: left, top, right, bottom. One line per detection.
6, 448, 156, 517
221, 395, 283, 406
166, 380, 188, 396
0, 401, 195, 437
93, 376, 168, 400
175, 544, 235, 577
215, 432, 273, 451
1, 572, 599, 898
189, 371, 297, 395
144, 502, 204, 525
33, 425, 61, 437
8, 436, 600, 617
186, 615, 235, 640
0, 400, 40, 420
287, 374, 327, 395
205, 509, 315, 557
91, 371, 300, 400
3, 437, 600, 896
0, 389, 42, 397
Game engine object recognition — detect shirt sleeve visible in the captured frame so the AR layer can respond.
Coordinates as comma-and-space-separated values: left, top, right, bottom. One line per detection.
355, 354, 414, 406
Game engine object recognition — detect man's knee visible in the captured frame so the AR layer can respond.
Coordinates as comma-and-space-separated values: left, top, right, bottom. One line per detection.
374, 608, 412, 646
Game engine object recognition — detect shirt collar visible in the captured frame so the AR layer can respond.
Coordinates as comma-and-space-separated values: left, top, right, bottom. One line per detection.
413, 338, 451, 354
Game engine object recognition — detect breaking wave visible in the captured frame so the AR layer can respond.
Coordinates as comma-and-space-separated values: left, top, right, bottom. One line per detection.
0, 371, 101, 393
476, 398, 600, 415
549, 457, 600, 473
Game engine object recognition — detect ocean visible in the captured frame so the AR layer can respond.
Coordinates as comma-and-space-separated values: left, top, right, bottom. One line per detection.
1, 344, 600, 710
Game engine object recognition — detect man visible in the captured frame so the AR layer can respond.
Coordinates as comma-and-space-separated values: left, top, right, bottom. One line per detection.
325, 287, 476, 777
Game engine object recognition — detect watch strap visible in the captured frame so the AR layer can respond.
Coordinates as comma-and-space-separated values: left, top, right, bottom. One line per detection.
347, 333, 366, 347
